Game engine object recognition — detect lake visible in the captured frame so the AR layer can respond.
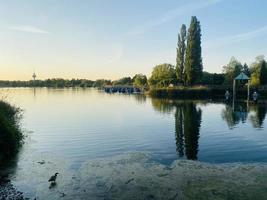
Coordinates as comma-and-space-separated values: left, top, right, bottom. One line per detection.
1, 88, 267, 199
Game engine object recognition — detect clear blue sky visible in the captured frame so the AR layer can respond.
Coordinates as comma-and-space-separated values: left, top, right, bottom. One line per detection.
0, 0, 267, 80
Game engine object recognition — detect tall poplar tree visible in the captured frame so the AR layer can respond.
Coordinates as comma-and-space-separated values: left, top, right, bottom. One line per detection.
185, 16, 203, 85
176, 24, 186, 84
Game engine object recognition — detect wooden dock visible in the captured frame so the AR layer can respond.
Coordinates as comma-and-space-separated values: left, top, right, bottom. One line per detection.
103, 85, 141, 94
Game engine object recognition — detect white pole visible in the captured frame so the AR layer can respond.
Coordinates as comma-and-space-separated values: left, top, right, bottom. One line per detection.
233, 79, 236, 100
232, 79, 235, 110
247, 81, 250, 101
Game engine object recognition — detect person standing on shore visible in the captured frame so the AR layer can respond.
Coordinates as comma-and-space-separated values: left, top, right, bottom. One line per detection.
253, 91, 258, 102
225, 90, 230, 101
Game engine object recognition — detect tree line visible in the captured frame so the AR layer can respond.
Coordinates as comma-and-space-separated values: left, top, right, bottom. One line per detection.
0, 75, 148, 89
223, 56, 267, 86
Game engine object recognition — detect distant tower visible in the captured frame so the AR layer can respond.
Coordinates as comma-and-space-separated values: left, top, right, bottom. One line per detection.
32, 72, 37, 81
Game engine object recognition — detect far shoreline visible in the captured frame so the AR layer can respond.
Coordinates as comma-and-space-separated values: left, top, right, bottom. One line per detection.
1, 86, 267, 100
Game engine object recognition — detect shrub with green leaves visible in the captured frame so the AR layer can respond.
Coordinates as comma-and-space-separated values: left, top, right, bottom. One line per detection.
0, 100, 23, 162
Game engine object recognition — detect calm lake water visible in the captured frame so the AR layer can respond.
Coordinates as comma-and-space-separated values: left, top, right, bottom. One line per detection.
4, 87, 267, 165
1, 88, 267, 199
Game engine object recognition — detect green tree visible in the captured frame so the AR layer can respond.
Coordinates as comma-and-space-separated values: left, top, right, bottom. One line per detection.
112, 77, 132, 86
242, 63, 250, 76
201, 72, 225, 85
176, 24, 187, 84
250, 56, 267, 86
93, 79, 112, 87
223, 57, 242, 85
133, 74, 147, 89
149, 63, 176, 87
184, 16, 203, 85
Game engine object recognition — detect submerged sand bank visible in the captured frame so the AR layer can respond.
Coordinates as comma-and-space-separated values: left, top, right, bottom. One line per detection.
3, 153, 267, 200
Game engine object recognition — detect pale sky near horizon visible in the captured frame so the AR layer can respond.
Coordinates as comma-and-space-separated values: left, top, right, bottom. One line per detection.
0, 0, 267, 81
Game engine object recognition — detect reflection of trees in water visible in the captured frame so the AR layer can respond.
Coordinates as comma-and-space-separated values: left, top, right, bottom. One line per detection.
150, 98, 202, 160
221, 102, 248, 129
175, 105, 184, 157
249, 104, 267, 128
221, 105, 236, 128
174, 102, 202, 160
221, 101, 267, 129
151, 98, 175, 114
133, 94, 147, 104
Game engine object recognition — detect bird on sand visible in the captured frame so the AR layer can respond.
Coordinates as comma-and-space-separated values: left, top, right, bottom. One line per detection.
48, 173, 59, 183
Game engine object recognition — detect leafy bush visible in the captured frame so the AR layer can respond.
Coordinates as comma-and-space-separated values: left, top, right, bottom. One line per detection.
149, 63, 176, 87
0, 101, 23, 162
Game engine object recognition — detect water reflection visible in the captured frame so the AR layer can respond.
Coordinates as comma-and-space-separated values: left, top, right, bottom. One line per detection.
151, 99, 202, 160
133, 94, 147, 104
175, 104, 184, 158
3, 88, 267, 168
151, 98, 175, 114
151, 98, 267, 161
221, 101, 267, 129
175, 102, 202, 160
250, 103, 267, 128
221, 101, 248, 128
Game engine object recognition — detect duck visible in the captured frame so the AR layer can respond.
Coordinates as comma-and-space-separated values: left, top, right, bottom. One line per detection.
48, 173, 59, 182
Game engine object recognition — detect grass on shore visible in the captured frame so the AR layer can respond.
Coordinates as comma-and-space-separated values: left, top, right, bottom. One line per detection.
148, 85, 267, 99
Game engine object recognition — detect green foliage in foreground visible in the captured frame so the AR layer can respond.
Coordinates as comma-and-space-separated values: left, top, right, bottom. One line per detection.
0, 100, 23, 162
